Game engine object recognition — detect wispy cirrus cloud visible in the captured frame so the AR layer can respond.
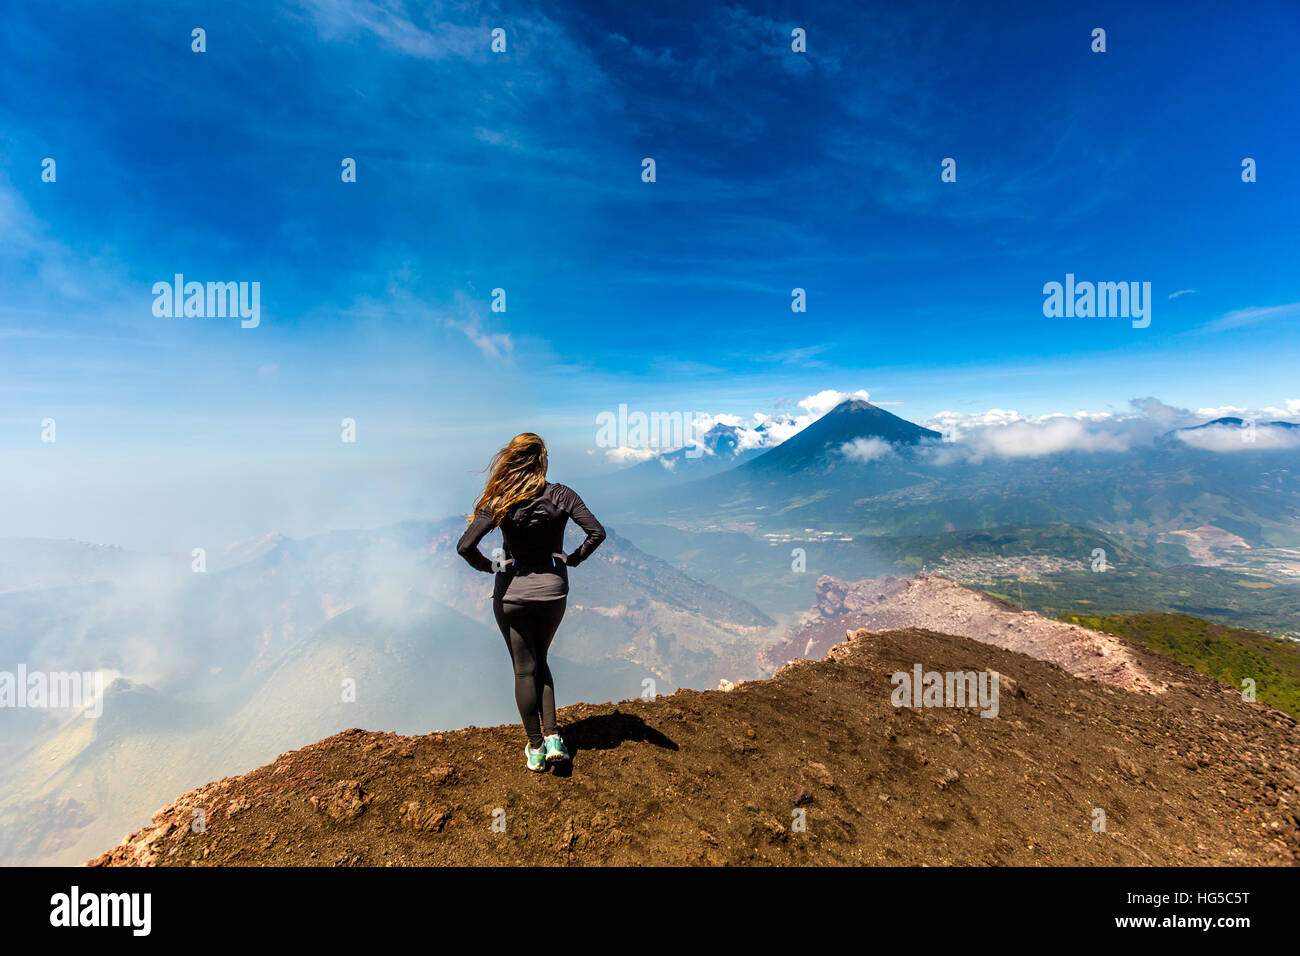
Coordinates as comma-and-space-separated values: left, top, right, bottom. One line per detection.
293, 0, 504, 61
765, 344, 832, 368
444, 315, 513, 361
1196, 302, 1300, 334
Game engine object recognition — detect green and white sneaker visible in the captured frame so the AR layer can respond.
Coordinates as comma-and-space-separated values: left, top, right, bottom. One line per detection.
542, 733, 570, 764
524, 743, 548, 773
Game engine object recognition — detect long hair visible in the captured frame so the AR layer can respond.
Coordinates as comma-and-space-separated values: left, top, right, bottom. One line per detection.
470, 432, 549, 527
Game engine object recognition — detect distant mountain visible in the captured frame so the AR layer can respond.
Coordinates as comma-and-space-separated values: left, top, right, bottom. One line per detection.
583, 403, 938, 505
613, 402, 1300, 551
743, 399, 940, 474
620, 423, 765, 481
623, 399, 950, 524
1178, 417, 1300, 432
0, 538, 165, 594
583, 420, 770, 505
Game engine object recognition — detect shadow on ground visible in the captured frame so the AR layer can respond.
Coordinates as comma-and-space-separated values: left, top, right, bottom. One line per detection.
550, 710, 678, 777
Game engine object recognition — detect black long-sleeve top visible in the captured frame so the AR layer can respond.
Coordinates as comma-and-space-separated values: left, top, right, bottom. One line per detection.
456, 482, 606, 603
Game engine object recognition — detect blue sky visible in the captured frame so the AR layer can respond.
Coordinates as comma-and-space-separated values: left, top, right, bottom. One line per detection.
1, 0, 1297, 547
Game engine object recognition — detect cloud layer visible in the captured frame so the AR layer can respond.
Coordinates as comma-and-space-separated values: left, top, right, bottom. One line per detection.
602, 390, 1300, 467
925, 397, 1300, 460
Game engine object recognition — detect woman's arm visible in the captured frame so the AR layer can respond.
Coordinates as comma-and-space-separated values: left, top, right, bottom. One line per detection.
456, 510, 497, 573
555, 486, 606, 567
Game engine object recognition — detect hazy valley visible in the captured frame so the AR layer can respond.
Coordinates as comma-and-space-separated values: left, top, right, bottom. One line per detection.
4, 398, 1300, 865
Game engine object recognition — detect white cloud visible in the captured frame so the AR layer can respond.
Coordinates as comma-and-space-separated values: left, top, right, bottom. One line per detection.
798, 388, 870, 418
923, 399, 1185, 462
1177, 423, 1300, 452
1197, 399, 1300, 421
926, 397, 1300, 462
742, 413, 801, 447
928, 407, 1027, 431
957, 418, 1130, 459
1194, 404, 1248, 419
1128, 397, 1188, 429
603, 446, 658, 465
840, 437, 896, 462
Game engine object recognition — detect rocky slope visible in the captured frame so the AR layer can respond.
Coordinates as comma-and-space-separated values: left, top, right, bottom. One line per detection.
90, 623, 1299, 866
762, 574, 1163, 692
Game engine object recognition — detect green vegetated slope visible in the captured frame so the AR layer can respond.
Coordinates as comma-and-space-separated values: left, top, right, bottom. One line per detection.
1062, 612, 1300, 718
1007, 564, 1300, 641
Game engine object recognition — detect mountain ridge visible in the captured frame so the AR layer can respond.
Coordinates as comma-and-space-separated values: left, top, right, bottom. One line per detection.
88, 619, 1300, 867
762, 574, 1164, 692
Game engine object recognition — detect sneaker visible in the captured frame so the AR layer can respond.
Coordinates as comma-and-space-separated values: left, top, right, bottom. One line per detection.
524, 743, 548, 773
542, 733, 570, 764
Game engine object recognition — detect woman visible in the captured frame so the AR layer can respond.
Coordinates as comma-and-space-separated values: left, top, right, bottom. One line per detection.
456, 433, 606, 772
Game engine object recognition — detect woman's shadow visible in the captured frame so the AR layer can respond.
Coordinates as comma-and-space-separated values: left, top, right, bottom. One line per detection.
551, 710, 678, 778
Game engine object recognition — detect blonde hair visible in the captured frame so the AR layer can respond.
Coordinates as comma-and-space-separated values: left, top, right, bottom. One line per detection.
470, 432, 549, 527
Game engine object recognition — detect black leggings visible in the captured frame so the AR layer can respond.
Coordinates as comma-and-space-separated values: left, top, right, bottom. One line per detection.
493, 597, 567, 748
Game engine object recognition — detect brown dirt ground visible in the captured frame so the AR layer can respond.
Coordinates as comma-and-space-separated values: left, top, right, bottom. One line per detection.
90, 627, 1300, 866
